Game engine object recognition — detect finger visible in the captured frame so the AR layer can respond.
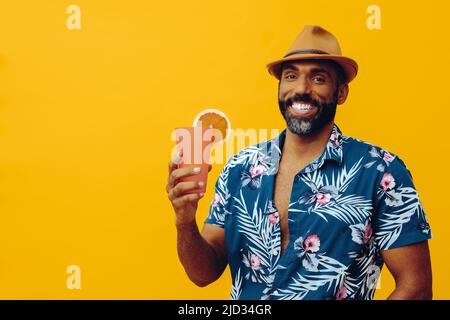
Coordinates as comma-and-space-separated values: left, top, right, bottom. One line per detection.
168, 159, 178, 174
170, 148, 183, 168
171, 192, 205, 208
167, 159, 178, 192
168, 148, 183, 182
169, 181, 203, 200
168, 166, 202, 188
177, 148, 183, 168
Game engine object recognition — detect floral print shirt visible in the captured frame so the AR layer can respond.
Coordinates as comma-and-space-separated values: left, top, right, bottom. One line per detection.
205, 124, 432, 300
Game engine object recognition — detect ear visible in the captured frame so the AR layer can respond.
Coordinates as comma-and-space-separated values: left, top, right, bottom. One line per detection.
337, 83, 349, 105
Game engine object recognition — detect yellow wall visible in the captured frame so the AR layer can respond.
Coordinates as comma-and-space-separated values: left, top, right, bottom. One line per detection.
0, 0, 448, 299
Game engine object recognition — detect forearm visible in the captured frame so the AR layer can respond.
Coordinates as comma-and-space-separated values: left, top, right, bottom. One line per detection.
387, 283, 432, 300
176, 221, 225, 286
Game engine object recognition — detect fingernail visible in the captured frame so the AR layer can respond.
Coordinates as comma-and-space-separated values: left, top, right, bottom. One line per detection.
193, 167, 201, 173
199, 193, 204, 197
198, 181, 204, 187
173, 152, 181, 164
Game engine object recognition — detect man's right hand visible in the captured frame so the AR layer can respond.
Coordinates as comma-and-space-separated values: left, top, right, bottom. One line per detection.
166, 149, 212, 226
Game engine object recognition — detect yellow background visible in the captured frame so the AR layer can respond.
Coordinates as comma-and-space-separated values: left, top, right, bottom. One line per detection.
0, 0, 448, 299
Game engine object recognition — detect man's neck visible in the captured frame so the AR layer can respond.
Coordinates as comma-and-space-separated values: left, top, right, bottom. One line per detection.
282, 121, 334, 165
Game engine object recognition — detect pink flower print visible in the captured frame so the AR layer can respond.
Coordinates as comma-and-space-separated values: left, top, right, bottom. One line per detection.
383, 152, 394, 163
250, 165, 266, 178
330, 133, 340, 146
213, 193, 221, 205
380, 172, 395, 192
364, 223, 373, 244
268, 212, 279, 225
304, 234, 321, 253
336, 286, 348, 300
250, 254, 262, 269
315, 192, 331, 205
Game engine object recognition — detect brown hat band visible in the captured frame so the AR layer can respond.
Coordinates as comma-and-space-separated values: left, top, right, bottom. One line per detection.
284, 49, 328, 57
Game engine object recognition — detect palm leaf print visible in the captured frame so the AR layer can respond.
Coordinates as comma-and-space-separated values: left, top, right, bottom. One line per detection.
274, 255, 347, 300
230, 267, 243, 300
313, 195, 372, 225
233, 190, 281, 284
375, 186, 424, 249
294, 157, 372, 224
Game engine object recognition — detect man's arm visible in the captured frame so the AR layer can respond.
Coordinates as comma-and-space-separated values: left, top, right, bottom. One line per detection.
382, 241, 432, 300
167, 152, 227, 287
176, 222, 227, 287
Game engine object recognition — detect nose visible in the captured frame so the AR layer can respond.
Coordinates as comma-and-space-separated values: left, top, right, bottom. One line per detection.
293, 76, 312, 96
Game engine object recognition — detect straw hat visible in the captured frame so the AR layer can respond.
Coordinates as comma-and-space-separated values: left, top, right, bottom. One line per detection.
266, 25, 358, 83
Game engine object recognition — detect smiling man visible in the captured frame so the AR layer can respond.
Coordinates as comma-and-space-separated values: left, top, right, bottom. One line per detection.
167, 25, 432, 300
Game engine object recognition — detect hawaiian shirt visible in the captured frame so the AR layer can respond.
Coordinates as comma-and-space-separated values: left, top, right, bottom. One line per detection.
204, 124, 432, 300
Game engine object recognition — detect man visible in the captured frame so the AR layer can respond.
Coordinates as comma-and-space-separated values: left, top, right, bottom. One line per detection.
166, 25, 432, 300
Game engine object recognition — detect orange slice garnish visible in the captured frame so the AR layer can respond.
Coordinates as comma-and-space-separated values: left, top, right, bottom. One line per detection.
193, 108, 231, 144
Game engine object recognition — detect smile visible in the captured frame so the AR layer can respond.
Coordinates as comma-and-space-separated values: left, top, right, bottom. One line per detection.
291, 102, 313, 111
288, 102, 317, 117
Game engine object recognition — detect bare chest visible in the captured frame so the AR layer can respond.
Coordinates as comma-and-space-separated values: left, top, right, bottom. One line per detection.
273, 168, 298, 255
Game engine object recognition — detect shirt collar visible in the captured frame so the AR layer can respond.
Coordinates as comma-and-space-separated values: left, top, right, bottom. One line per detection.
271, 124, 344, 173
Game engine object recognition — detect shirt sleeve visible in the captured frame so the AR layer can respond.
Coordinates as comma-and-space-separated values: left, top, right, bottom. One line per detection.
373, 155, 432, 251
204, 158, 233, 228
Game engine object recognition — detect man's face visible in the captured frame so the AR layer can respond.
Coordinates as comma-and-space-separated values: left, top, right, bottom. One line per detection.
278, 59, 347, 137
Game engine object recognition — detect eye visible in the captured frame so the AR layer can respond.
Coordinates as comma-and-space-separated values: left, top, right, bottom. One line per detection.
312, 76, 325, 83
284, 73, 297, 80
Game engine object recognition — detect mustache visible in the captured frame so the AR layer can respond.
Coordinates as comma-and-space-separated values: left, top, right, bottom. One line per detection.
284, 94, 320, 108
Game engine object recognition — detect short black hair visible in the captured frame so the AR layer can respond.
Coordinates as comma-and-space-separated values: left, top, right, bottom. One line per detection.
280, 59, 347, 86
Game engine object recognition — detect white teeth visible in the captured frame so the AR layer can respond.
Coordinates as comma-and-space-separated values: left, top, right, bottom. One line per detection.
292, 103, 312, 111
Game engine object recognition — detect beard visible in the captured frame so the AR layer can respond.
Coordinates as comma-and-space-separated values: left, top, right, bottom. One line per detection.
278, 87, 338, 137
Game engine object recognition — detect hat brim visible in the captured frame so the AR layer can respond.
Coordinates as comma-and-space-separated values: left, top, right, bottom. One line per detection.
266, 54, 358, 83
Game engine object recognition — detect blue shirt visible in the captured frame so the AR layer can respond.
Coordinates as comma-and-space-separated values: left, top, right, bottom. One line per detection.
205, 124, 431, 300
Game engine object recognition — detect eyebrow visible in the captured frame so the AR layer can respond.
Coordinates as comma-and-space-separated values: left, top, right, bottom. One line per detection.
282, 64, 332, 77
